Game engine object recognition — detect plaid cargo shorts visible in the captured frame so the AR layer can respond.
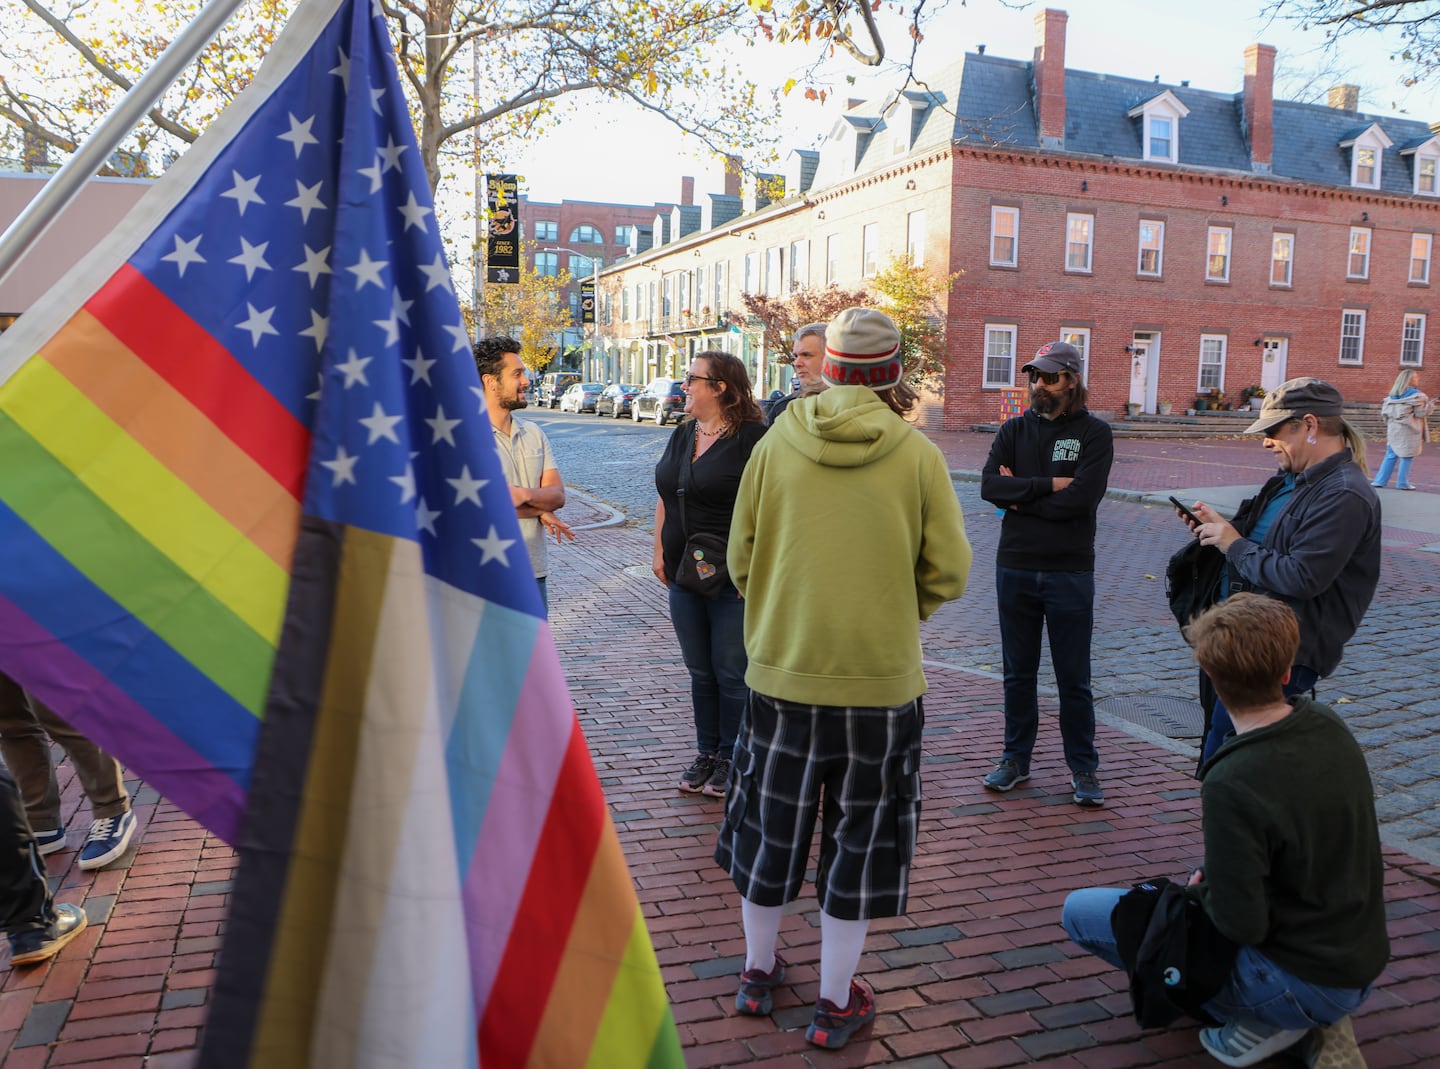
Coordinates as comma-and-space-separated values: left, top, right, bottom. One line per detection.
714, 690, 924, 920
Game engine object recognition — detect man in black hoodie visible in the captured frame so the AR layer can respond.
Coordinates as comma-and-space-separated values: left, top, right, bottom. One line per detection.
980, 341, 1114, 806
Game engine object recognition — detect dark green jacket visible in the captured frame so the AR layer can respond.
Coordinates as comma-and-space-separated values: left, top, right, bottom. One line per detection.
1196, 698, 1388, 988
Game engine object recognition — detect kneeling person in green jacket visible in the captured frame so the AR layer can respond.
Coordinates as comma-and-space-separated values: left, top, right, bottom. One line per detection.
1061, 593, 1388, 1069
714, 307, 973, 1051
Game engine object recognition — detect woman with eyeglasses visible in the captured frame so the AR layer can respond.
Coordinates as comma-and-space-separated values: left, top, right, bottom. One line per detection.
652, 351, 767, 798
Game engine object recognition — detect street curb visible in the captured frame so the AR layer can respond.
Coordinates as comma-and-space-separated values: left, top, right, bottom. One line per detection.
566, 487, 628, 530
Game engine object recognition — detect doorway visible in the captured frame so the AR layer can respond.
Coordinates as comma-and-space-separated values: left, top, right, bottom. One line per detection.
1260, 338, 1288, 393
1127, 332, 1160, 412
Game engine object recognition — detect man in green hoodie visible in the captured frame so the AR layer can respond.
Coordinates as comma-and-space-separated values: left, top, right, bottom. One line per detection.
715, 307, 973, 1050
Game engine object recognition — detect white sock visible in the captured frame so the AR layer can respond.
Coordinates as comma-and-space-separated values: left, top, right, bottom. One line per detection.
819, 911, 870, 1005
741, 898, 783, 973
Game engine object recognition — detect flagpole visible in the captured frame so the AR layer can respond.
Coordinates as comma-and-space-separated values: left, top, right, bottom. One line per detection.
0, 0, 250, 287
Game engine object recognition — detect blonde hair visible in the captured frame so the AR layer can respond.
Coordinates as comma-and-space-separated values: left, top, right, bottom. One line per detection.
1390, 369, 1418, 398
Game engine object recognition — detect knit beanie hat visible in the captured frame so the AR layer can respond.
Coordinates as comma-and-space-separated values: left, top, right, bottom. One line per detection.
821, 307, 903, 391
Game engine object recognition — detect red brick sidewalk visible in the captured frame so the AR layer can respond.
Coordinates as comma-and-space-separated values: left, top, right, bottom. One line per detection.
2, 498, 1437, 1066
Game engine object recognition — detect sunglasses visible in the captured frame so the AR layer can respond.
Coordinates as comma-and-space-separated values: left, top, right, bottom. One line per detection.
683, 373, 719, 387
1264, 418, 1303, 439
1027, 370, 1062, 385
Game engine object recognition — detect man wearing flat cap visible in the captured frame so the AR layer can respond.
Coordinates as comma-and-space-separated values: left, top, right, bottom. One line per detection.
980, 340, 1113, 807
1176, 377, 1380, 761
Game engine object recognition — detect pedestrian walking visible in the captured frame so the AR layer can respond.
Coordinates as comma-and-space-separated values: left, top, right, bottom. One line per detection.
652, 351, 766, 798
715, 307, 972, 1050
1180, 377, 1380, 762
1371, 368, 1432, 490
979, 340, 1114, 806
1062, 594, 1387, 1069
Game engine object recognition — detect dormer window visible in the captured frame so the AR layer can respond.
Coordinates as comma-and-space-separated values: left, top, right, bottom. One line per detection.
1339, 124, 1392, 189
1400, 135, 1440, 196
1127, 90, 1191, 164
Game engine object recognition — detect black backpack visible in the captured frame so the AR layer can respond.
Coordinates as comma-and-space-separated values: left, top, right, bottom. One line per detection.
1164, 538, 1225, 631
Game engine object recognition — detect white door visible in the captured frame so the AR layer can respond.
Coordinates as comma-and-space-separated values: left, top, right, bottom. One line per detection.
1260, 338, 1287, 393
1128, 332, 1160, 411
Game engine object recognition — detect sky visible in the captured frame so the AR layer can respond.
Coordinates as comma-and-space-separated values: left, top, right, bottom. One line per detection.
509, 0, 1440, 207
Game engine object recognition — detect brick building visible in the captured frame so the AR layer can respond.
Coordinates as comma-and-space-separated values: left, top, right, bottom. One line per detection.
596, 8, 1440, 427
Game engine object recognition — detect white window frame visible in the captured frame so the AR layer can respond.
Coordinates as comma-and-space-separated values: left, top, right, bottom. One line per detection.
764, 246, 783, 297
743, 251, 760, 294
1339, 309, 1367, 365
1147, 115, 1175, 162
1271, 232, 1294, 287
983, 324, 1017, 388
713, 261, 727, 311
1137, 220, 1164, 276
1402, 313, 1427, 367
1061, 328, 1091, 385
1348, 227, 1371, 280
1206, 226, 1232, 283
789, 240, 809, 292
861, 222, 879, 278
1198, 334, 1227, 391
906, 210, 926, 267
1354, 146, 1378, 188
1127, 91, 1189, 165
1416, 155, 1439, 196
990, 206, 1019, 267
1066, 212, 1094, 273
826, 234, 841, 285
1410, 233, 1432, 284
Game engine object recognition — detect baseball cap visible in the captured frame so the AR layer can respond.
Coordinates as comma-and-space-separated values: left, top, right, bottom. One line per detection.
1242, 377, 1346, 435
1022, 341, 1082, 376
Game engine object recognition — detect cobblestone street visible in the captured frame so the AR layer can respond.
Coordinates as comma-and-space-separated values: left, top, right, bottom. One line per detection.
534, 409, 1440, 865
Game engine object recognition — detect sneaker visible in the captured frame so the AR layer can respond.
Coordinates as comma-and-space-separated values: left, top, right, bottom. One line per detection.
734, 952, 788, 1016
78, 810, 137, 871
702, 757, 732, 798
32, 828, 66, 856
678, 754, 717, 794
1072, 771, 1105, 807
1398, 484, 1418, 491
1199, 1021, 1308, 1067
806, 978, 876, 1050
1291, 1017, 1365, 1069
982, 758, 1029, 792
8, 903, 88, 967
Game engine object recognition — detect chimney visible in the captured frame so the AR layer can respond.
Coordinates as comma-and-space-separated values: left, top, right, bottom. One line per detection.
724, 154, 742, 198
1243, 44, 1275, 174
680, 175, 695, 206
1033, 8, 1068, 150
1328, 84, 1360, 112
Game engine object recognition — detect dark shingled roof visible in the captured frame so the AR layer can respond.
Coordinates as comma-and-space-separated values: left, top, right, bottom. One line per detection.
827, 49, 1439, 193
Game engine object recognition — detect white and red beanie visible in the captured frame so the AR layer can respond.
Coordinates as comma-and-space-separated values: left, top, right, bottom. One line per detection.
821, 307, 903, 392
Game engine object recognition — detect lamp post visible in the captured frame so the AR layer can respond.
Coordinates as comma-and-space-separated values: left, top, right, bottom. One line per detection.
541, 246, 604, 381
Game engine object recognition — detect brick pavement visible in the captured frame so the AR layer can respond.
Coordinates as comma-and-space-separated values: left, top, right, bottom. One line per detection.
1, 432, 1437, 1067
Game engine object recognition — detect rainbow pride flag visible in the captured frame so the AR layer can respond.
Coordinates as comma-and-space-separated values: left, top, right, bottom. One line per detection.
0, 0, 682, 1064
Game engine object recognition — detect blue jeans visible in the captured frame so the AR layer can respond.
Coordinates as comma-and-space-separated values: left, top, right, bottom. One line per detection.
1201, 664, 1318, 764
536, 576, 548, 615
1061, 887, 1369, 1029
1371, 447, 1415, 489
668, 583, 748, 757
995, 567, 1098, 773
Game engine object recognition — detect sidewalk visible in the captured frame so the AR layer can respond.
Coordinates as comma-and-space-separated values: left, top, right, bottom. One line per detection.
0, 435, 1436, 1067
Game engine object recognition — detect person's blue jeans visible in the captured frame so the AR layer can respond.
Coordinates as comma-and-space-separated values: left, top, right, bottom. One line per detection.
996, 566, 1098, 773
536, 576, 548, 615
668, 583, 748, 758
1201, 664, 1318, 764
1061, 887, 1369, 1029
1371, 447, 1415, 489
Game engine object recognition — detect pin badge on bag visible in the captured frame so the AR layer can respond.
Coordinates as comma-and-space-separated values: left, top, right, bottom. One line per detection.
692, 547, 716, 580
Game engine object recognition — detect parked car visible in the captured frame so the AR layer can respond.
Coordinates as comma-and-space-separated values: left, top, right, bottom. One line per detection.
559, 382, 605, 413
596, 383, 641, 418
536, 371, 581, 409
633, 379, 687, 425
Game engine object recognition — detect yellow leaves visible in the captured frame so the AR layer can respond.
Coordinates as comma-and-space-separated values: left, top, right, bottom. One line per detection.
782, 78, 797, 96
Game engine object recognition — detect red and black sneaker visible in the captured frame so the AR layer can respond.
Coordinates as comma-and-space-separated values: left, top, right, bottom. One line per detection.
734, 952, 788, 1016
806, 977, 876, 1049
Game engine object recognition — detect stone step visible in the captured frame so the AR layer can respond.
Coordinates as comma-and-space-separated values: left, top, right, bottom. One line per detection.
972, 403, 1390, 441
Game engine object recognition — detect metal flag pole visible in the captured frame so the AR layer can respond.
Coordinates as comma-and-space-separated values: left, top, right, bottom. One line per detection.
0, 0, 250, 287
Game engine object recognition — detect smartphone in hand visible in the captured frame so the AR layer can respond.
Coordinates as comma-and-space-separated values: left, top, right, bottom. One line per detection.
1168, 496, 1201, 527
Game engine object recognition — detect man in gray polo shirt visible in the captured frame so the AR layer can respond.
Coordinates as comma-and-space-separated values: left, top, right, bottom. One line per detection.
474, 336, 573, 611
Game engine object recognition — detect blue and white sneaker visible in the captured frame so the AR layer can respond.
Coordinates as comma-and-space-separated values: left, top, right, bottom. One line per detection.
32, 828, 67, 856
78, 810, 137, 871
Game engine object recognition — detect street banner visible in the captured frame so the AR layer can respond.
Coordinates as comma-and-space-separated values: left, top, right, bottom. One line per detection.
581, 278, 595, 324
486, 172, 520, 284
